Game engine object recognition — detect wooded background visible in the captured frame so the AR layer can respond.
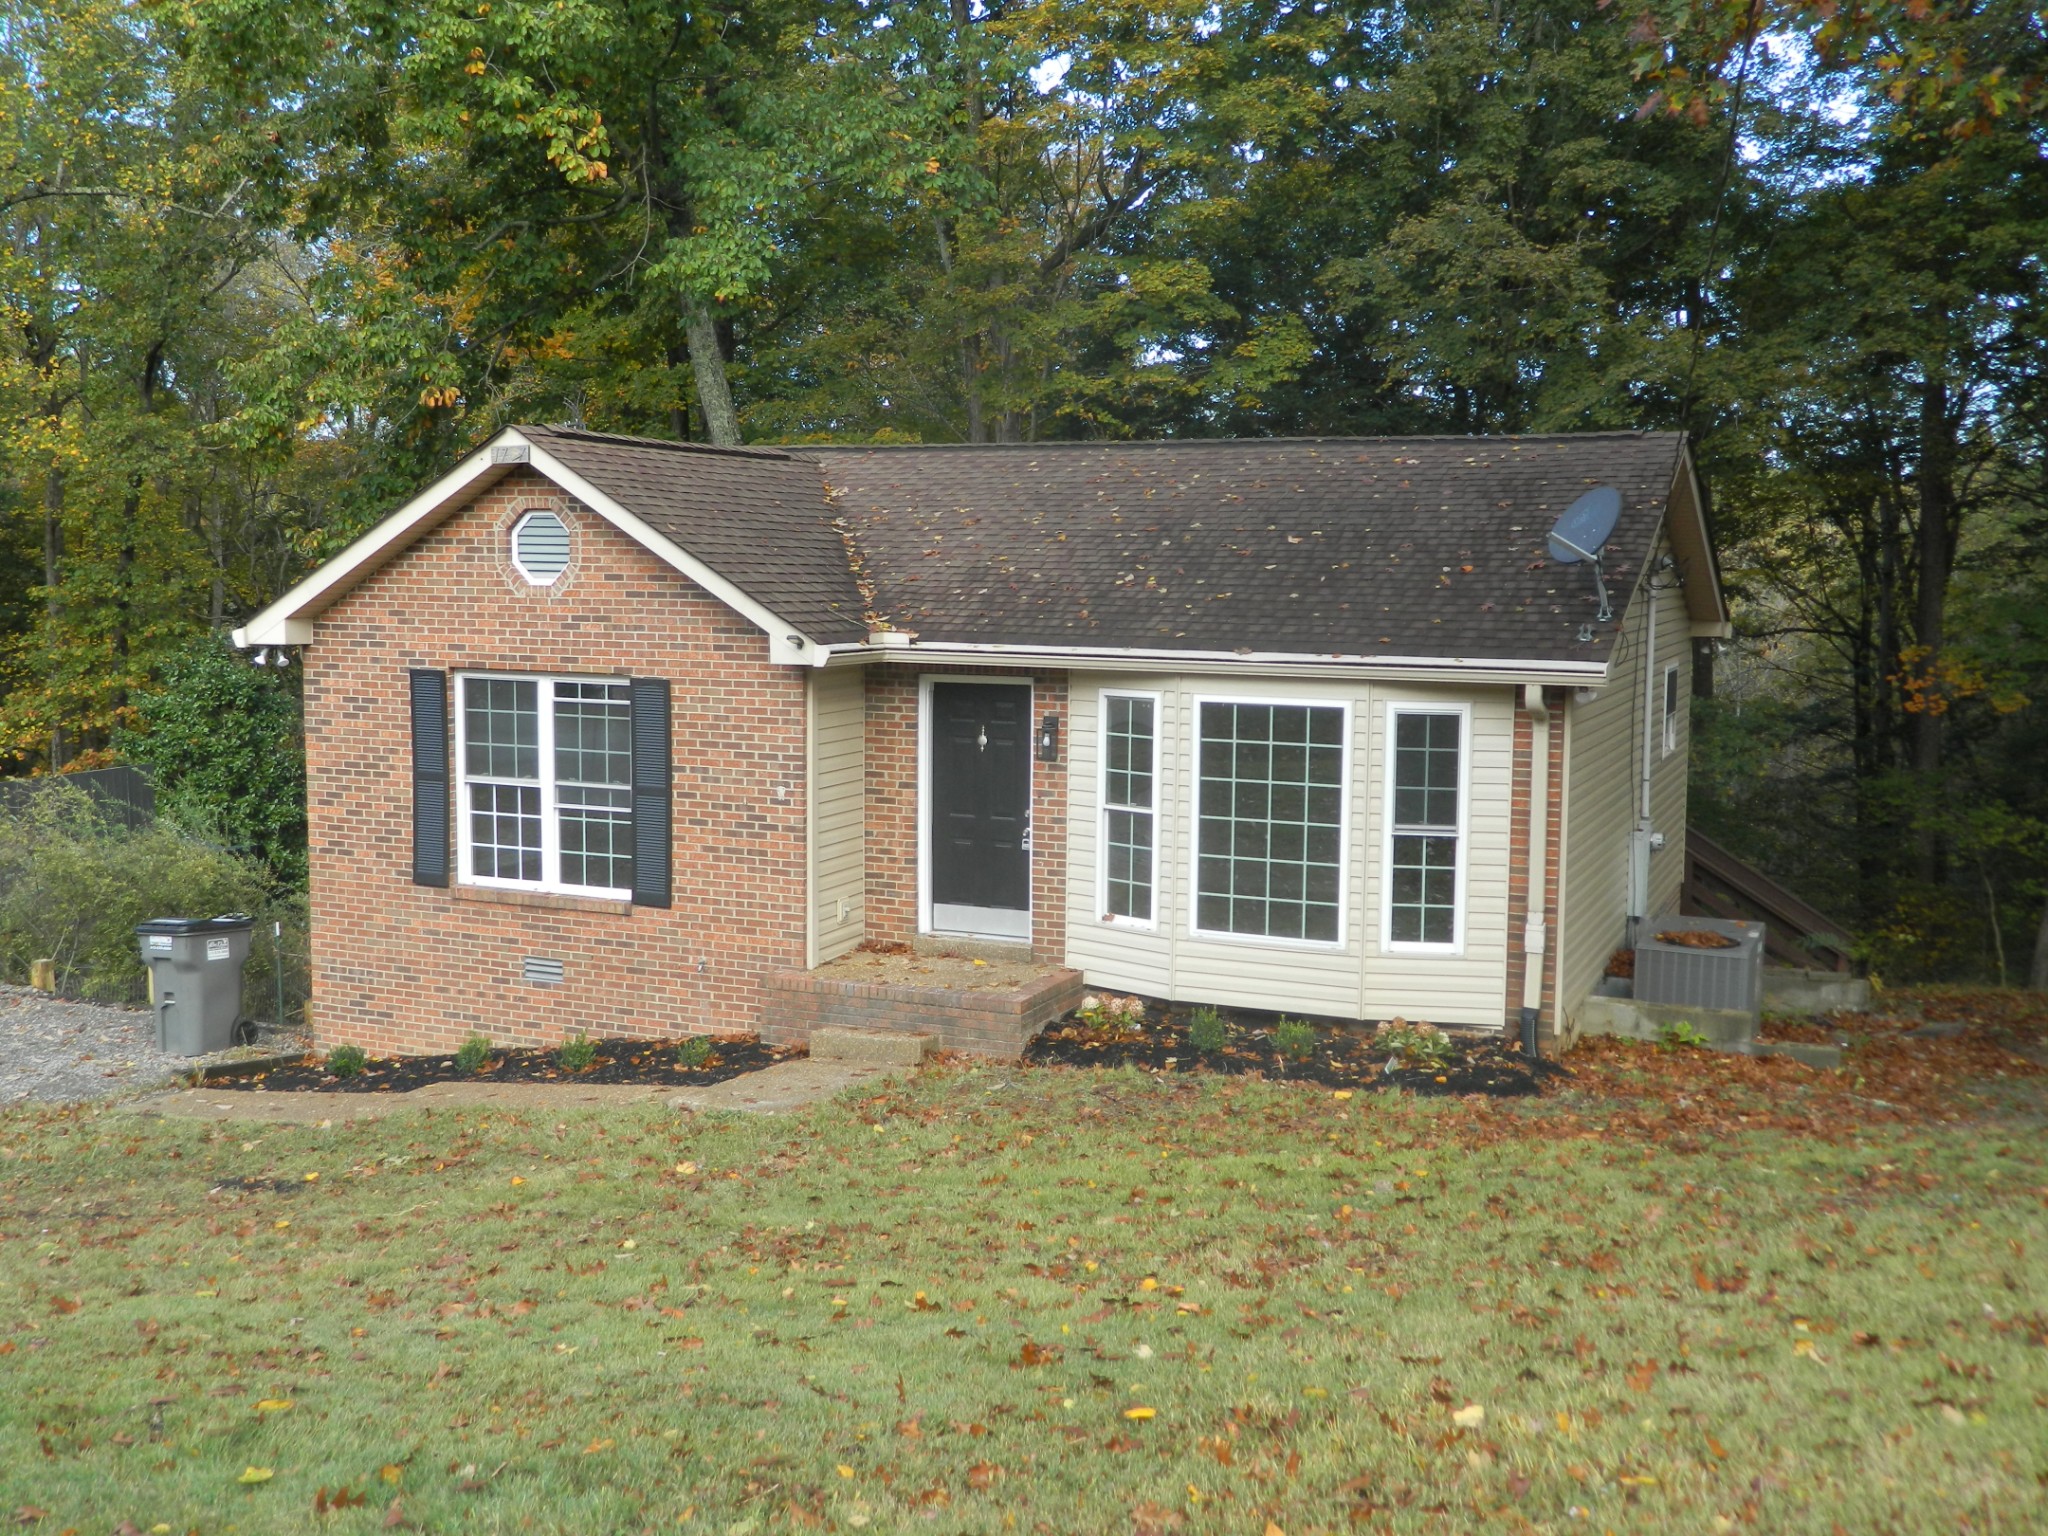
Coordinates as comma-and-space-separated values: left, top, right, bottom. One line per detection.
3, 0, 2044, 985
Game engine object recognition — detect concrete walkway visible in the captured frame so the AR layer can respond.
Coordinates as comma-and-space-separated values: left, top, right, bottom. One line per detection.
127, 1058, 897, 1123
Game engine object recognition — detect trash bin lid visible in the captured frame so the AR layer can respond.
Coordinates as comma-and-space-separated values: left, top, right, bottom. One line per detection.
135, 914, 256, 937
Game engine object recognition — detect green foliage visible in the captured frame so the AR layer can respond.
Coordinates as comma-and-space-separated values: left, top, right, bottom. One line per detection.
454, 1034, 492, 1073
325, 1044, 367, 1078
676, 1036, 713, 1069
112, 636, 306, 885
558, 1032, 597, 1073
1271, 1017, 1318, 1062
1186, 1006, 1227, 1053
1657, 1021, 1711, 1052
1374, 1020, 1458, 1070
0, 783, 299, 1014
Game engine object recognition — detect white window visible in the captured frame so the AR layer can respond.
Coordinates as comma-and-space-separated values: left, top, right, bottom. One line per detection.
457, 674, 633, 897
1099, 691, 1158, 924
510, 509, 571, 584
1383, 704, 1467, 950
1193, 700, 1348, 945
1662, 662, 1682, 757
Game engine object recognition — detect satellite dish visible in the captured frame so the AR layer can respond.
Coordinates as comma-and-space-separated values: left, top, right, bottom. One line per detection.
1547, 486, 1621, 627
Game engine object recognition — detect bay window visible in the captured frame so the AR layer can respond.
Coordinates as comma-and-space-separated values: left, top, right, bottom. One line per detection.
1194, 700, 1347, 944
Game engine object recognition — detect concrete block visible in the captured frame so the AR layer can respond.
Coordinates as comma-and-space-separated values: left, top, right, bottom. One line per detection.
1721, 1039, 1845, 1070
1574, 995, 1755, 1045
1761, 968, 1870, 1014
810, 1026, 933, 1067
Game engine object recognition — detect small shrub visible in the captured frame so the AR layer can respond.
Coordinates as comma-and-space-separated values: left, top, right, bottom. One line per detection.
676, 1036, 713, 1069
1657, 1021, 1710, 1051
1272, 1017, 1318, 1061
454, 1033, 492, 1073
1076, 993, 1145, 1034
1187, 1006, 1228, 1053
558, 1031, 597, 1072
325, 1044, 367, 1079
1374, 1018, 1456, 1070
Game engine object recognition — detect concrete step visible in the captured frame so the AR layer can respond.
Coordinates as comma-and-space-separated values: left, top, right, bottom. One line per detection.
1761, 968, 1869, 1014
1717, 1039, 1845, 1070
809, 1026, 933, 1068
1575, 994, 1755, 1045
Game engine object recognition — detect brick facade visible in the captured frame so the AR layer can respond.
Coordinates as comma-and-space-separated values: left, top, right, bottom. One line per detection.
862, 663, 1069, 962
304, 469, 808, 1056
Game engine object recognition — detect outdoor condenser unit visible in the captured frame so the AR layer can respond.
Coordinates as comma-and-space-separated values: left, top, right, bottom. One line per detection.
1632, 915, 1765, 1018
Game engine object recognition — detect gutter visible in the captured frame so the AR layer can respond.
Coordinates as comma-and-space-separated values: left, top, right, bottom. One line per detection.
809, 638, 1609, 687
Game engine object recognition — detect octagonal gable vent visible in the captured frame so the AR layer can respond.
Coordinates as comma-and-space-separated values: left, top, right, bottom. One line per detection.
511, 509, 570, 583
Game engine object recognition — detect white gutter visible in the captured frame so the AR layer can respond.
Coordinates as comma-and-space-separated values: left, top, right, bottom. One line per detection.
1521, 683, 1551, 1017
808, 639, 1609, 687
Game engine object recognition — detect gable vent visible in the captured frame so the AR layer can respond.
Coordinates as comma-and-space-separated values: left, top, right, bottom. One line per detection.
511, 509, 570, 583
522, 955, 565, 986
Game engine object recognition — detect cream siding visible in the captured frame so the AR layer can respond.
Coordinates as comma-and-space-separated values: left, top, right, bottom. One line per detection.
1066, 674, 1517, 1029
1555, 533, 1693, 1023
807, 666, 867, 965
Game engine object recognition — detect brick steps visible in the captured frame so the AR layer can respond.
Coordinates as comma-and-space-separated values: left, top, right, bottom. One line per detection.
761, 966, 1084, 1060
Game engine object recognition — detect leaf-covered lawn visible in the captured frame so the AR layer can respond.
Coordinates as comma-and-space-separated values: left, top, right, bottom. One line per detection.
2, 1034, 2043, 1534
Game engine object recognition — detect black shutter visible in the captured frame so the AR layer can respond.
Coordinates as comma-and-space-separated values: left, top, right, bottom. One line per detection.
629, 677, 673, 908
409, 669, 451, 887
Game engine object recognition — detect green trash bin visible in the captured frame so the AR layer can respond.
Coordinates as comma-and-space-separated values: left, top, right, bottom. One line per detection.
136, 915, 255, 1056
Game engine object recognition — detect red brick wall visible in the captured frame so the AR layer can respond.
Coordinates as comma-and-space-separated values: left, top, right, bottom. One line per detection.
863, 663, 1069, 962
1504, 688, 1566, 1037
303, 468, 808, 1056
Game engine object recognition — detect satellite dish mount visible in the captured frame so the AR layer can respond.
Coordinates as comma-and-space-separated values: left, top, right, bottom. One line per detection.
1547, 485, 1622, 632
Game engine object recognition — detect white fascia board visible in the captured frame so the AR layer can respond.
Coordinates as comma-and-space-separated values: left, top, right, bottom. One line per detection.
523, 441, 816, 667
811, 639, 1609, 687
235, 432, 524, 647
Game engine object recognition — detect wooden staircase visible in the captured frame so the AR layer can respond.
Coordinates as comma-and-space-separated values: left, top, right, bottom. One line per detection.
1681, 830, 1858, 974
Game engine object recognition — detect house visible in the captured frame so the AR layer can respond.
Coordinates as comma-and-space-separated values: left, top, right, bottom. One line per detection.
234, 427, 1729, 1058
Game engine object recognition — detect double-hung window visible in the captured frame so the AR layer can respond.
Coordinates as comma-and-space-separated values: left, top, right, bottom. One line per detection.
1194, 701, 1347, 944
1384, 706, 1465, 949
459, 675, 634, 897
1100, 692, 1158, 923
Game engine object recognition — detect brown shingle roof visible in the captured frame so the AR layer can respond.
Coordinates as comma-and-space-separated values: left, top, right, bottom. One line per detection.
800, 433, 1684, 663
520, 425, 867, 643
520, 427, 1688, 664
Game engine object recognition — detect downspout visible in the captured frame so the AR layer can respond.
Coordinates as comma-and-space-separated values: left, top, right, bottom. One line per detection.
1628, 574, 1659, 939
1519, 684, 1550, 1058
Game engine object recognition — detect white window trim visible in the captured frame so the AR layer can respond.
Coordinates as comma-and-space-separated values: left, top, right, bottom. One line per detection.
1661, 661, 1682, 758
915, 673, 1036, 939
1186, 693, 1352, 951
509, 508, 570, 586
1379, 699, 1472, 957
1097, 688, 1162, 930
453, 671, 632, 900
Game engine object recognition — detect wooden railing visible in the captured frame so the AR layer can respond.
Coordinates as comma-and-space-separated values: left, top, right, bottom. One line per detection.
1681, 829, 1857, 973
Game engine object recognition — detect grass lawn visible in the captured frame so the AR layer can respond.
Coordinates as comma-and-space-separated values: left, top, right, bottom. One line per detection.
2, 1019, 2044, 1534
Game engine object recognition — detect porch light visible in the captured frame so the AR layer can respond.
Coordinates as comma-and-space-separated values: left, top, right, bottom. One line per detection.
1037, 714, 1060, 764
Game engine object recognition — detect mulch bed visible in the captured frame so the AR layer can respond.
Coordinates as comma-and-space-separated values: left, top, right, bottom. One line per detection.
1024, 999, 1567, 1097
207, 1036, 795, 1093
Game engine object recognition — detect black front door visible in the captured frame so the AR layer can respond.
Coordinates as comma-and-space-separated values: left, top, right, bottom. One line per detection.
930, 682, 1031, 921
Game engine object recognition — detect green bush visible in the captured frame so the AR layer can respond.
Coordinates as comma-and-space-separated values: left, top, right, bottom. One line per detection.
112, 635, 307, 886
326, 1044, 368, 1078
454, 1034, 492, 1072
558, 1031, 597, 1072
1187, 1006, 1228, 1053
0, 783, 305, 1019
1272, 1017, 1318, 1061
1374, 1020, 1457, 1070
1657, 1021, 1710, 1051
676, 1036, 713, 1069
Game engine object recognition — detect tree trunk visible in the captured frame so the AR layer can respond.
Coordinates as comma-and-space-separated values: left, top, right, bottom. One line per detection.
2031, 892, 2048, 993
684, 303, 741, 446
42, 458, 65, 770
1910, 376, 1958, 883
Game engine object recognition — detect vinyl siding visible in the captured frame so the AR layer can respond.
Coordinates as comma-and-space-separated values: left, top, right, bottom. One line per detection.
808, 666, 867, 964
1556, 533, 1692, 1023
1065, 674, 1517, 1029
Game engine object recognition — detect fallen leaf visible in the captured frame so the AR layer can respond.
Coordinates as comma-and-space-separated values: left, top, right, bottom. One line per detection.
1123, 1406, 1156, 1421
966, 1461, 999, 1489
835, 1465, 854, 1479
238, 1467, 274, 1485
378, 1464, 403, 1485
1452, 1403, 1485, 1428
254, 1399, 294, 1414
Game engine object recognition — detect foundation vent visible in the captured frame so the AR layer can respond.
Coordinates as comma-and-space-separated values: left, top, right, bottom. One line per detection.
522, 956, 565, 987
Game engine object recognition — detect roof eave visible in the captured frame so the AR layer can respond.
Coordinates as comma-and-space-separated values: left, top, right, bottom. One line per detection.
814, 638, 1610, 686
